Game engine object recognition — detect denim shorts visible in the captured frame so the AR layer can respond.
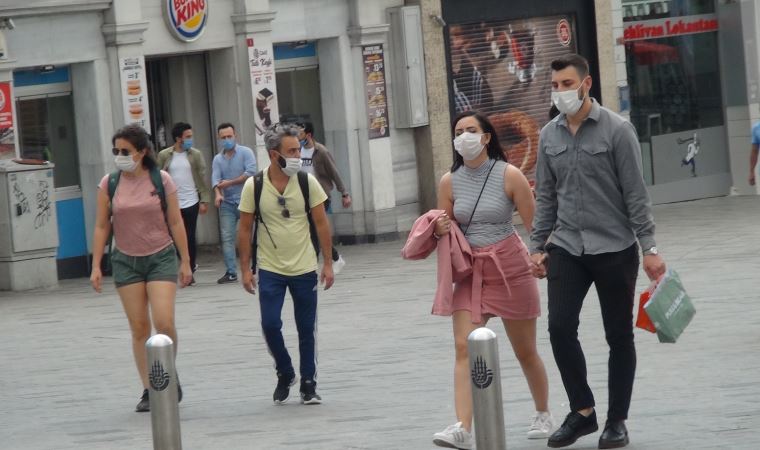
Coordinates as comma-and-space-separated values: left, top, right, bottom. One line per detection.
111, 244, 178, 287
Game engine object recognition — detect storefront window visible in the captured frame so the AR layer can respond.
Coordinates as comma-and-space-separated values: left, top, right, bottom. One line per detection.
625, 32, 722, 137
622, 0, 722, 184
16, 95, 81, 188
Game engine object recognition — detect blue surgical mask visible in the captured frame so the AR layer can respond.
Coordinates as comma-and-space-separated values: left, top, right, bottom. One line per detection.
299, 138, 309, 148
182, 138, 193, 150
221, 138, 236, 151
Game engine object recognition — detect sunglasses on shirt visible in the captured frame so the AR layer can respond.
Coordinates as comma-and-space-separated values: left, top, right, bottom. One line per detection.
278, 196, 290, 219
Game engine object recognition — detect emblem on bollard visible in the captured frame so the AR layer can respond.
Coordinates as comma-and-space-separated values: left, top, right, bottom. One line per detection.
149, 360, 171, 391
471, 356, 494, 389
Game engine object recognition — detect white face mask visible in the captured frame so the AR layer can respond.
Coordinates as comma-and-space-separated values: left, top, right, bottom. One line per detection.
281, 157, 302, 177
551, 83, 586, 115
453, 132, 485, 161
114, 155, 138, 172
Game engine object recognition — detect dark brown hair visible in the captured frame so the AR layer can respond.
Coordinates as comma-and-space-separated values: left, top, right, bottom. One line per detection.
450, 110, 506, 172
111, 124, 157, 170
550, 53, 590, 79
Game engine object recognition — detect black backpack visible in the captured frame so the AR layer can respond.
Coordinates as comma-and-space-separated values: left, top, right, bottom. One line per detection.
251, 170, 317, 269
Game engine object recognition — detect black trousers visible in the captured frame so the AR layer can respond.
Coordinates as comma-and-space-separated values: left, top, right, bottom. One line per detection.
311, 199, 339, 262
546, 243, 639, 421
180, 202, 200, 271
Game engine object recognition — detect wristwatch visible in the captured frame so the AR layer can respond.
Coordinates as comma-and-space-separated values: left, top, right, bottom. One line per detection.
643, 246, 658, 256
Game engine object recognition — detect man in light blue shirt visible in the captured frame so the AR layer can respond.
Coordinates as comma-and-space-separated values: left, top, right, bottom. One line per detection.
749, 121, 760, 186
212, 122, 257, 283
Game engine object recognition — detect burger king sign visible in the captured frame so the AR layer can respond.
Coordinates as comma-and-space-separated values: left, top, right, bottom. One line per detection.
164, 0, 209, 42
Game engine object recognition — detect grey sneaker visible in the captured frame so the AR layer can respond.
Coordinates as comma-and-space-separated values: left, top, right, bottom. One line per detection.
300, 379, 322, 405
217, 272, 237, 284
273, 373, 297, 405
332, 255, 346, 275
432, 422, 473, 449
135, 389, 149, 413
527, 411, 554, 439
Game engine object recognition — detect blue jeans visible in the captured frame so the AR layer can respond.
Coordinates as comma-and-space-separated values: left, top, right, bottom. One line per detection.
258, 269, 319, 380
219, 202, 240, 275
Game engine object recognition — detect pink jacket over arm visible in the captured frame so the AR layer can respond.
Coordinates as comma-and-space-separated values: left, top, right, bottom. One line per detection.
401, 209, 473, 316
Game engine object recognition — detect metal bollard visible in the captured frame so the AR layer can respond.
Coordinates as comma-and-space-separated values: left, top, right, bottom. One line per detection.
468, 327, 507, 450
146, 334, 182, 450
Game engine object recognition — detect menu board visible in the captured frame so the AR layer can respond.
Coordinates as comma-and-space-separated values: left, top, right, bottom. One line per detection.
119, 56, 151, 130
362, 44, 390, 139
0, 81, 16, 159
248, 36, 279, 140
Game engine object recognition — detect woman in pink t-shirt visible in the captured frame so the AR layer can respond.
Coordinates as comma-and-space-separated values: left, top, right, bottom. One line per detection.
90, 124, 192, 413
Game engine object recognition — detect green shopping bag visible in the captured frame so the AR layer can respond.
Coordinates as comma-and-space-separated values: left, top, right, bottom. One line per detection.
643, 269, 695, 343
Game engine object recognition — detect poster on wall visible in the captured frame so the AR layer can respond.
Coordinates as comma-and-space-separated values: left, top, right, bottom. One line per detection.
362, 44, 390, 140
119, 56, 151, 130
248, 37, 279, 143
0, 81, 16, 159
651, 126, 729, 184
447, 15, 578, 182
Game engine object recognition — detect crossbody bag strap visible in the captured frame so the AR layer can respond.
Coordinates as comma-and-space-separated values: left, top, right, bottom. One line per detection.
462, 160, 497, 237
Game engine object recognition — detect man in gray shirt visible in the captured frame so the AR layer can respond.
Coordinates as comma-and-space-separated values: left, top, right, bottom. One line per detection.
529, 54, 666, 449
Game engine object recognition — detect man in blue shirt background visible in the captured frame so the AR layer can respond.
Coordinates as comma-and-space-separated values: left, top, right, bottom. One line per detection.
749, 121, 760, 186
212, 122, 257, 283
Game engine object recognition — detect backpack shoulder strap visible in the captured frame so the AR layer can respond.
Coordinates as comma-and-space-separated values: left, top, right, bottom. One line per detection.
251, 170, 265, 270
149, 168, 167, 213
253, 170, 264, 220
108, 171, 121, 204
297, 171, 318, 254
297, 171, 310, 214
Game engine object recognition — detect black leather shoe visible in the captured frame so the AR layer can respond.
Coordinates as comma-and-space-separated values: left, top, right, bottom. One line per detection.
547, 410, 598, 448
598, 420, 629, 449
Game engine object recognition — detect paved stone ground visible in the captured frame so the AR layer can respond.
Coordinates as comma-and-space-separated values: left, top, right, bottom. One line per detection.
2, 196, 760, 450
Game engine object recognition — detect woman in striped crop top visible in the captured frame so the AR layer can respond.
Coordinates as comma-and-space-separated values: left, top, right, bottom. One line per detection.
430, 111, 554, 449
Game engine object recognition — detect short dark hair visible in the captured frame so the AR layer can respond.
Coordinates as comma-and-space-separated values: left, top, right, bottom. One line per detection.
217, 122, 235, 133
171, 122, 192, 141
112, 124, 157, 170
450, 110, 506, 172
550, 54, 590, 79
301, 122, 314, 136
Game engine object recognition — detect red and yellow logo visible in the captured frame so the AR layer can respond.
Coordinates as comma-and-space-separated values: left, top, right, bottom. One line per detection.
165, 0, 208, 42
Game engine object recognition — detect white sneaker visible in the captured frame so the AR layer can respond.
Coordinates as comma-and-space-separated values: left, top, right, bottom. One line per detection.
433, 422, 474, 449
527, 411, 555, 439
332, 255, 346, 275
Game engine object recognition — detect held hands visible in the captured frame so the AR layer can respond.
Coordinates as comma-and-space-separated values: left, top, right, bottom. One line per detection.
434, 213, 452, 237
643, 254, 667, 281
242, 269, 256, 295
90, 267, 102, 293
530, 252, 548, 279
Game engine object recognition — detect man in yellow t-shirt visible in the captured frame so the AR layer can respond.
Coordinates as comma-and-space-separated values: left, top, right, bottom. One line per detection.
237, 123, 334, 406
